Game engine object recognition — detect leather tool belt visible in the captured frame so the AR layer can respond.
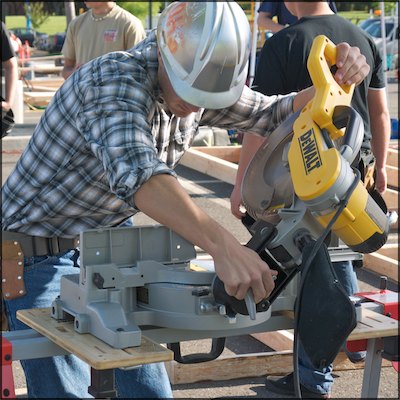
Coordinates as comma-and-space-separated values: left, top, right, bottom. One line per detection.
1, 231, 78, 301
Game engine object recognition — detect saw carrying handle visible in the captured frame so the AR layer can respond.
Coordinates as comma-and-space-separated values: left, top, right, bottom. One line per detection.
289, 35, 389, 254
307, 35, 355, 140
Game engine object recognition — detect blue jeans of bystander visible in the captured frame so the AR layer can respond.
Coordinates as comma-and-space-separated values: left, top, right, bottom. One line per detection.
3, 250, 173, 399
297, 260, 360, 395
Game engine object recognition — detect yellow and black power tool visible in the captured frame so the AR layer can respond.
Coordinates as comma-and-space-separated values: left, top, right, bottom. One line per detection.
241, 35, 389, 268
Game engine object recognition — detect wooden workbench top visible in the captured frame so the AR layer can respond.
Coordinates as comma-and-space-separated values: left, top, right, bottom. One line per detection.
17, 308, 173, 370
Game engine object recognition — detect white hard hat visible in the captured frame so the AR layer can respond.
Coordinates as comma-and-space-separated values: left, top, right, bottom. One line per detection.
157, 1, 251, 109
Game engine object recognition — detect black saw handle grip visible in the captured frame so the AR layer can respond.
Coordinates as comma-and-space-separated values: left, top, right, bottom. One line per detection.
167, 338, 225, 364
212, 219, 277, 316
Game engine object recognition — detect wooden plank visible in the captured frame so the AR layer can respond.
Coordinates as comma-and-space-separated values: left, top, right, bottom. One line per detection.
386, 148, 398, 168
17, 308, 173, 370
194, 146, 241, 164
375, 243, 398, 259
386, 165, 399, 190
25, 77, 64, 87
1, 136, 31, 184
363, 253, 398, 282
382, 188, 399, 211
180, 147, 238, 185
24, 91, 55, 107
350, 308, 398, 339
250, 330, 294, 351
19, 65, 63, 74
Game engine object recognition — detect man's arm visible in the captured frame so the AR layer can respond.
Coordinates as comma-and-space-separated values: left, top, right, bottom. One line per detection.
134, 173, 277, 303
367, 88, 391, 193
257, 11, 286, 32
2, 56, 18, 112
62, 57, 81, 80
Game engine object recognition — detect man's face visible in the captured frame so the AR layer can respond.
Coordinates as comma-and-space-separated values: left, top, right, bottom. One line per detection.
84, 2, 109, 9
158, 55, 200, 118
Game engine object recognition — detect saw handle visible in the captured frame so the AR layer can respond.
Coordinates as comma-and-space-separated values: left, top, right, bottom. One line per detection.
167, 338, 225, 364
307, 35, 355, 140
212, 220, 277, 317
332, 105, 364, 163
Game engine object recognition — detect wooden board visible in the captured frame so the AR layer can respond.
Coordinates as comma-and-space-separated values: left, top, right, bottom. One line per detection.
387, 147, 398, 169
251, 330, 294, 351
1, 136, 31, 184
17, 308, 173, 370
363, 252, 398, 283
386, 165, 399, 190
348, 308, 398, 340
194, 146, 241, 164
180, 147, 238, 185
382, 188, 399, 211
24, 92, 55, 108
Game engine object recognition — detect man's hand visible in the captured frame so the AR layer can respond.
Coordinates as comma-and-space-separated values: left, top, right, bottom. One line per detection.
212, 237, 278, 303
135, 173, 277, 303
1, 100, 12, 112
334, 42, 370, 86
375, 166, 387, 194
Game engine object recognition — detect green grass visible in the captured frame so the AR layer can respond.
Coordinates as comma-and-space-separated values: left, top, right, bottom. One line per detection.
338, 11, 370, 24
6, 11, 370, 35
6, 15, 67, 35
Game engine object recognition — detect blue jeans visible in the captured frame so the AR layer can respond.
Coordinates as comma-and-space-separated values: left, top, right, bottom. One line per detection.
298, 260, 359, 395
4, 250, 173, 398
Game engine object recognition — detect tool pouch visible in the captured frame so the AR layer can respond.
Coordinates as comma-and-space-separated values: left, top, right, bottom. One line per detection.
1, 240, 26, 301
297, 242, 357, 370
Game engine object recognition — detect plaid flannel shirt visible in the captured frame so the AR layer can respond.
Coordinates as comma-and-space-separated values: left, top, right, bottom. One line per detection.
2, 31, 295, 238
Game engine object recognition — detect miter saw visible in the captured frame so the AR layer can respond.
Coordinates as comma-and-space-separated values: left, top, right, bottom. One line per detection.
51, 36, 390, 367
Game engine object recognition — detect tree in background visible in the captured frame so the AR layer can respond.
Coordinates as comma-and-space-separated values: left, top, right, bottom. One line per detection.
117, 2, 163, 26
23, 2, 49, 30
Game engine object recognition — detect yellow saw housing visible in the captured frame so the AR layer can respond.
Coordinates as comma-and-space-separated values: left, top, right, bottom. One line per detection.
288, 36, 388, 253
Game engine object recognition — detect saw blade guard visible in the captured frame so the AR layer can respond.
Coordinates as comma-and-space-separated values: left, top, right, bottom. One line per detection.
241, 111, 300, 222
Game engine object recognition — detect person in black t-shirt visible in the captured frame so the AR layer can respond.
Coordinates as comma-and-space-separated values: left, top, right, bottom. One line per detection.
231, 2, 391, 398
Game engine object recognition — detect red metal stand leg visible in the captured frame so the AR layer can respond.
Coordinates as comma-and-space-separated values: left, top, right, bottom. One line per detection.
2, 337, 16, 398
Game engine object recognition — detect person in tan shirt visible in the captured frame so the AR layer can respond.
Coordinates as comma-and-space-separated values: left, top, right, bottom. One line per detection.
62, 1, 146, 79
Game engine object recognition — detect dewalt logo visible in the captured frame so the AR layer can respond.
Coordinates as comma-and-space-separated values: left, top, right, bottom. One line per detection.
298, 129, 322, 174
